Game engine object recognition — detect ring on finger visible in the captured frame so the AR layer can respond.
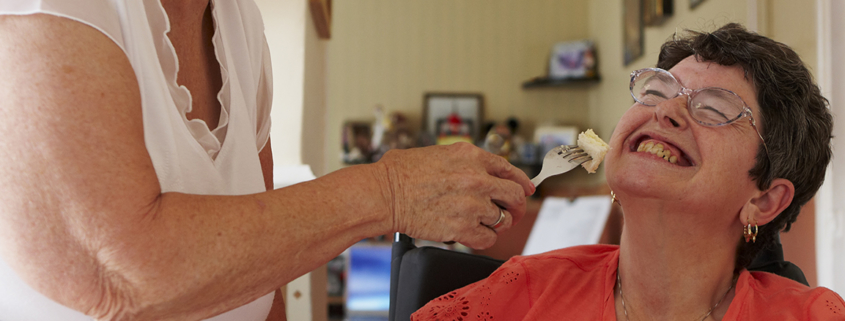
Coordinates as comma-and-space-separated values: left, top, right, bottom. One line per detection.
488, 208, 506, 229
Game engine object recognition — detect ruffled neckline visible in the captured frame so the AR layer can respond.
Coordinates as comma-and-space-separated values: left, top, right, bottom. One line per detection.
146, 0, 232, 161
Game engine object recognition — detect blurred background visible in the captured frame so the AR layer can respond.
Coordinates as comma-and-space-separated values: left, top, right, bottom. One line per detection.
253, 0, 845, 320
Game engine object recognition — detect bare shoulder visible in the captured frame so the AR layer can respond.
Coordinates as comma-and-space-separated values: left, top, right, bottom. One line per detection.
0, 13, 135, 95
0, 13, 159, 317
0, 12, 154, 197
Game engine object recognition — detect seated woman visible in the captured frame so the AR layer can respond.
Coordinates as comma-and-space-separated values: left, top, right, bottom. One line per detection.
412, 23, 845, 320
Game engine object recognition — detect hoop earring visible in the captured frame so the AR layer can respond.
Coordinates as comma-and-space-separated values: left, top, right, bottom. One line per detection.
743, 220, 758, 243
610, 190, 621, 206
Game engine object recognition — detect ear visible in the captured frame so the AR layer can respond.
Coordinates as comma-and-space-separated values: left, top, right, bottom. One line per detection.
740, 178, 795, 226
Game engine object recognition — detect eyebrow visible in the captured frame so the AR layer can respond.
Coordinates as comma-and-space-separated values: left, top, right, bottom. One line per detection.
697, 103, 731, 120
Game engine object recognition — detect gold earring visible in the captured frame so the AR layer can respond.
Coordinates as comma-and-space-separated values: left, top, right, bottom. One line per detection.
610, 190, 621, 206
743, 220, 758, 243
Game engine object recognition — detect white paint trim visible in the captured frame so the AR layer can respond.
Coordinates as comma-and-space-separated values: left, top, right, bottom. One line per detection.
286, 273, 313, 321
816, 0, 845, 294
815, 0, 832, 291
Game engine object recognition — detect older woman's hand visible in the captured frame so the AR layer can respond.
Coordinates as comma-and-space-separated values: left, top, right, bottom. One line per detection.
376, 142, 534, 249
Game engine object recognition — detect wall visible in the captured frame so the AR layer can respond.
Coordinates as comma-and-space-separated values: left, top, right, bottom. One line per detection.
302, 2, 329, 177
324, 0, 590, 174
256, 0, 305, 168
255, 0, 329, 176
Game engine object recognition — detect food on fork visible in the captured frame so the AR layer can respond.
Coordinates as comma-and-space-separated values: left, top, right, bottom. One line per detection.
577, 129, 609, 173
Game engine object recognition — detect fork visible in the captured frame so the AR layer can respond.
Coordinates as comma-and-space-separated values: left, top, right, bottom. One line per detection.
530, 145, 591, 186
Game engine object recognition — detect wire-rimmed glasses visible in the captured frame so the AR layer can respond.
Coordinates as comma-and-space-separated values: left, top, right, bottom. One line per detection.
629, 68, 769, 157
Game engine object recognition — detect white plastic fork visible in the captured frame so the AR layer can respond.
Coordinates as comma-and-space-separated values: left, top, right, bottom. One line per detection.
530, 145, 591, 186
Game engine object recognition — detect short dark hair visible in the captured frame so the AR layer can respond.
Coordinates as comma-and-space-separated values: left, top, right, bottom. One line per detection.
656, 23, 833, 269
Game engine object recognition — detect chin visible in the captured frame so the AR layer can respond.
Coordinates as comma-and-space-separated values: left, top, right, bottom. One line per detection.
608, 172, 658, 200
606, 160, 675, 202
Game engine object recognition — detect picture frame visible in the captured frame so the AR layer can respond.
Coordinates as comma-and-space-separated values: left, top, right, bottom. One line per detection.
342, 121, 373, 164
644, 0, 674, 26
548, 40, 598, 80
423, 93, 484, 145
623, 0, 644, 66
308, 0, 332, 39
534, 126, 579, 158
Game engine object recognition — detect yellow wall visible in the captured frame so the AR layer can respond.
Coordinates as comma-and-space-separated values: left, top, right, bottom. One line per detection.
762, 0, 818, 74
324, 0, 590, 174
321, 0, 817, 179
302, 4, 328, 177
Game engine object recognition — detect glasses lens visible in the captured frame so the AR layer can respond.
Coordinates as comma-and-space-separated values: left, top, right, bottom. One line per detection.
689, 88, 746, 126
631, 70, 680, 106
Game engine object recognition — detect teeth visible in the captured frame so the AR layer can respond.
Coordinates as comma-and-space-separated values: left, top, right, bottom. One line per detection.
636, 141, 678, 164
652, 144, 664, 154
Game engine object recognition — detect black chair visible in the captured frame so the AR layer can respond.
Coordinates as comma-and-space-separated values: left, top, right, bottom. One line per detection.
388, 233, 504, 321
747, 233, 809, 286
387, 232, 807, 321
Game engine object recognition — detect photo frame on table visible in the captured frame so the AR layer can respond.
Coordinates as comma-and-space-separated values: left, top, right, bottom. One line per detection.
623, 0, 644, 66
342, 121, 373, 164
534, 126, 579, 158
423, 93, 484, 145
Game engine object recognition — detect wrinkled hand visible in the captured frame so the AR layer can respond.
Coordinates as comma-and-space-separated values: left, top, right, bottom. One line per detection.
376, 143, 534, 249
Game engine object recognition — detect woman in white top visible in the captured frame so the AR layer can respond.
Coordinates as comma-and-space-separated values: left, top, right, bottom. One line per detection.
0, 0, 534, 320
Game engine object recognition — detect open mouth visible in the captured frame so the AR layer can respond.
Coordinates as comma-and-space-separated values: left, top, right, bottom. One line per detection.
630, 135, 694, 166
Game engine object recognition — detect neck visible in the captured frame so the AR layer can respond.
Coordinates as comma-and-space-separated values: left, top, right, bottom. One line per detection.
615, 202, 740, 321
160, 0, 211, 29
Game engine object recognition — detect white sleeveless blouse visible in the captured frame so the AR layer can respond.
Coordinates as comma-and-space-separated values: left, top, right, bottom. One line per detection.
0, 0, 274, 320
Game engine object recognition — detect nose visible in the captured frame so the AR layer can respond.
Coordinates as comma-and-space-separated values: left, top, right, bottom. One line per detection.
653, 95, 690, 129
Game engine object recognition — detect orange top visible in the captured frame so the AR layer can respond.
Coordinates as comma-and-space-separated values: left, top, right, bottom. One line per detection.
411, 245, 845, 321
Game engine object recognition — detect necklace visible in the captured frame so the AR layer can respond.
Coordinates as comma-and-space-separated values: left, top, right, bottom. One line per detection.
616, 269, 736, 321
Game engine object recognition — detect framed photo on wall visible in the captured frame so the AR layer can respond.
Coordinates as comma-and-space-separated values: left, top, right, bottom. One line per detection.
423, 93, 484, 145
549, 40, 598, 80
644, 0, 674, 26
623, 0, 644, 66
308, 0, 332, 39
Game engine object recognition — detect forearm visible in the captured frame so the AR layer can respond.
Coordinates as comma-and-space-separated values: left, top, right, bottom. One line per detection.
94, 164, 392, 319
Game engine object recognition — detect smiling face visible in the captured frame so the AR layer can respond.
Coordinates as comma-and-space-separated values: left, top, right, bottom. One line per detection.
606, 56, 765, 218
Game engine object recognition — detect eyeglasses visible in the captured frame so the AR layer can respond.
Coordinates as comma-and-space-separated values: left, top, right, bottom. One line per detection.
629, 68, 769, 156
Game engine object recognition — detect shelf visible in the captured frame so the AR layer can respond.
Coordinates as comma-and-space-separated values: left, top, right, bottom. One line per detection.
327, 296, 344, 305
522, 76, 601, 89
